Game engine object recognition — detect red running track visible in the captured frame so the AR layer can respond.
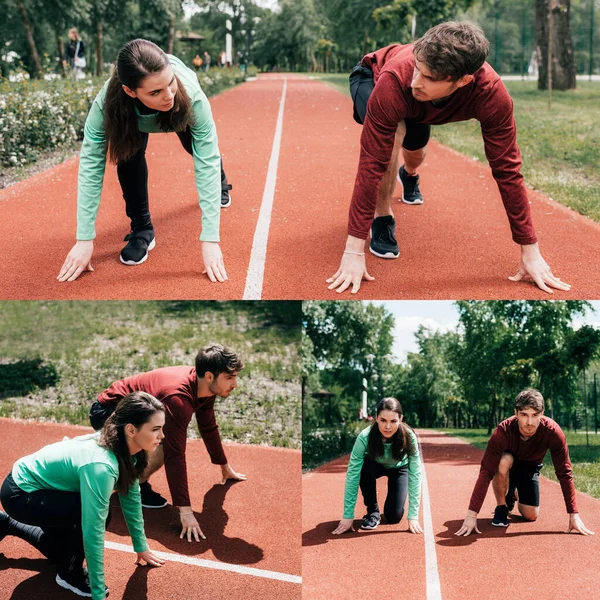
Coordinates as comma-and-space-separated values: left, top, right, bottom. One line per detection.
303, 429, 600, 599
0, 419, 301, 600
1, 74, 599, 299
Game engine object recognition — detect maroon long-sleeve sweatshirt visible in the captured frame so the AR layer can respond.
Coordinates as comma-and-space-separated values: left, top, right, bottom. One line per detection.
97, 366, 227, 507
468, 416, 577, 514
349, 44, 536, 245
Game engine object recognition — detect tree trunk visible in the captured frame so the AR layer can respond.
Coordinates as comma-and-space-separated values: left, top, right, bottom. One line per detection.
15, 0, 43, 77
535, 0, 576, 90
167, 12, 175, 54
96, 21, 103, 76
487, 390, 498, 435
57, 35, 66, 77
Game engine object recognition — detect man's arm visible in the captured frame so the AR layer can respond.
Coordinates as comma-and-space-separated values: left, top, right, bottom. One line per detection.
479, 81, 569, 294
548, 425, 578, 514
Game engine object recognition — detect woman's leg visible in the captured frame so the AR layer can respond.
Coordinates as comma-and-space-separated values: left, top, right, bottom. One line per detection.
117, 133, 153, 234
382, 465, 408, 524
1, 473, 84, 574
359, 457, 384, 516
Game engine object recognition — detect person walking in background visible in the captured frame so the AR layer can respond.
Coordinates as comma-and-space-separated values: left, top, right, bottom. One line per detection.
0, 392, 166, 600
332, 397, 423, 535
203, 51, 211, 72
62, 28, 86, 79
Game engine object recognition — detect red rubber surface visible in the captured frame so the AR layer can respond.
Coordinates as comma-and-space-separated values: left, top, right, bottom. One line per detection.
420, 429, 600, 599
302, 454, 426, 599
1, 74, 599, 299
0, 419, 300, 600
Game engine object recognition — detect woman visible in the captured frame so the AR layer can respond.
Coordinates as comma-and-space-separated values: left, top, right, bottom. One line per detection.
62, 28, 86, 79
332, 397, 424, 534
57, 38, 232, 283
0, 392, 166, 599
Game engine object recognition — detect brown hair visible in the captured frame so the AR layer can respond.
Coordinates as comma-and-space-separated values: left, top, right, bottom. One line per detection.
99, 391, 165, 495
412, 21, 489, 82
514, 389, 544, 413
196, 344, 244, 378
367, 397, 416, 461
104, 39, 194, 164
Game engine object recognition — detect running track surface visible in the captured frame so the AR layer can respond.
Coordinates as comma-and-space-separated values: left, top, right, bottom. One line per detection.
302, 429, 600, 600
0, 419, 301, 600
1, 74, 599, 300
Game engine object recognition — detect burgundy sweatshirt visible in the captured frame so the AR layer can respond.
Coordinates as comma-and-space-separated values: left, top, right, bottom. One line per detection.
468, 416, 577, 514
97, 366, 227, 507
349, 44, 536, 245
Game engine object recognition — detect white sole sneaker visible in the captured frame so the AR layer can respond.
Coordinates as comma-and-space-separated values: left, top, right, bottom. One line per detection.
221, 194, 232, 208
396, 172, 424, 205
120, 237, 156, 266
141, 500, 168, 509
56, 574, 92, 597
369, 245, 399, 259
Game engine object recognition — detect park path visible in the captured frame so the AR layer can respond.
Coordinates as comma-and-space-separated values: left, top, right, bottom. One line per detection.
0, 419, 301, 600
1, 73, 599, 299
302, 428, 600, 599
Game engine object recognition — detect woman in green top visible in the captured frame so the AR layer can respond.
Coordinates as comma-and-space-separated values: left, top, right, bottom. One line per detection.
332, 397, 424, 534
57, 38, 231, 283
0, 392, 166, 599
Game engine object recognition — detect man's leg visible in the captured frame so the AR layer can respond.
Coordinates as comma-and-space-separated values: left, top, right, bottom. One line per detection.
515, 464, 541, 521
140, 443, 165, 483
403, 146, 427, 175
397, 120, 430, 205
491, 452, 513, 527
139, 444, 168, 508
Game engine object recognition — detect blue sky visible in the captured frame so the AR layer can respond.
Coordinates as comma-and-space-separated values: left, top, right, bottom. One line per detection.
371, 301, 600, 363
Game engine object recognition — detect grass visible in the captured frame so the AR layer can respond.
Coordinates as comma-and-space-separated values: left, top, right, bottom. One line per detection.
0, 301, 301, 449
440, 428, 600, 500
311, 73, 600, 223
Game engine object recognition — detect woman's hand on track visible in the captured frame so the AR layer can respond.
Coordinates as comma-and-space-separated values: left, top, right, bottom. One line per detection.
454, 511, 480, 536
567, 513, 595, 535
509, 243, 570, 294
57, 240, 94, 282
408, 519, 423, 534
332, 518, 355, 535
135, 549, 166, 567
201, 241, 228, 282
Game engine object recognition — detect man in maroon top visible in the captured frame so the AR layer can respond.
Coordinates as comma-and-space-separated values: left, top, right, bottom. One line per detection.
327, 21, 570, 295
89, 344, 246, 542
456, 389, 594, 536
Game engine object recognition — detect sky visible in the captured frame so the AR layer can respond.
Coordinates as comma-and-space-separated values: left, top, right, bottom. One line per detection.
372, 301, 600, 363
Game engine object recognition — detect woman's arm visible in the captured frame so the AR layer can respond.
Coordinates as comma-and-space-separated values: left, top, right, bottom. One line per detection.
406, 429, 422, 521
118, 479, 149, 553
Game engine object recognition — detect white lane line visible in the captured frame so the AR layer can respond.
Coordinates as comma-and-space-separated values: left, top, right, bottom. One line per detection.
243, 78, 288, 300
104, 540, 301, 584
419, 444, 443, 600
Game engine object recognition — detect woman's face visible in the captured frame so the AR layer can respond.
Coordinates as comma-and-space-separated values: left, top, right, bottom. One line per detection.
376, 409, 402, 439
127, 411, 165, 453
122, 65, 178, 112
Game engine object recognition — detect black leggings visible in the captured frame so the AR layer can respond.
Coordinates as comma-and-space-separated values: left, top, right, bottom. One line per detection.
116, 128, 230, 233
1, 472, 111, 574
359, 457, 408, 524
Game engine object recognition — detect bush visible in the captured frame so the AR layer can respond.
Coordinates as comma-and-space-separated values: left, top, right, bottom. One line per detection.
302, 421, 365, 471
0, 67, 249, 168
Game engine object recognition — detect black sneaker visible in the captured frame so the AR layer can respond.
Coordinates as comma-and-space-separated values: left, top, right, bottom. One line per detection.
56, 568, 108, 597
397, 165, 424, 205
120, 230, 156, 265
491, 505, 510, 527
369, 216, 399, 259
360, 513, 381, 530
221, 183, 232, 207
140, 481, 168, 509
0, 511, 10, 542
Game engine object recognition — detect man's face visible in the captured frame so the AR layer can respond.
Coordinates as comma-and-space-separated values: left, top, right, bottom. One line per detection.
410, 58, 472, 102
208, 371, 239, 398
122, 65, 178, 112
515, 406, 543, 438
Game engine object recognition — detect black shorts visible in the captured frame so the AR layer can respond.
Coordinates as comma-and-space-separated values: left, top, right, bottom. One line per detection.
89, 400, 116, 431
509, 461, 543, 507
349, 62, 431, 151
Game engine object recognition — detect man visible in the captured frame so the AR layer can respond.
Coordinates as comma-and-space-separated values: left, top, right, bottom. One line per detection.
89, 344, 246, 542
455, 389, 594, 536
327, 21, 569, 295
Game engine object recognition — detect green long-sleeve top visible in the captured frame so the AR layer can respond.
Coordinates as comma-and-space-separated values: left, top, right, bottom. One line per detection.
76, 54, 221, 242
12, 433, 148, 600
343, 425, 422, 520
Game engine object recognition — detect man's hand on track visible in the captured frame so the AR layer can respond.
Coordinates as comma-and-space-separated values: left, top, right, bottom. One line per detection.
509, 243, 570, 294
567, 513, 595, 535
454, 511, 481, 536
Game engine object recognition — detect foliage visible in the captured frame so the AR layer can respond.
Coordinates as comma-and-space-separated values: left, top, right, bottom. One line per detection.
302, 422, 365, 470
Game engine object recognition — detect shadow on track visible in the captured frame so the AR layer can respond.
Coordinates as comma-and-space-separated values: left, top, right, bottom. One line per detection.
122, 562, 150, 600
108, 480, 263, 565
302, 520, 413, 547
0, 555, 72, 599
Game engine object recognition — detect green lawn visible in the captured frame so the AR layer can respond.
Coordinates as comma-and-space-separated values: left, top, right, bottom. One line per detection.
311, 73, 600, 223
0, 301, 301, 449
440, 428, 600, 500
